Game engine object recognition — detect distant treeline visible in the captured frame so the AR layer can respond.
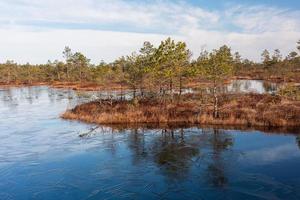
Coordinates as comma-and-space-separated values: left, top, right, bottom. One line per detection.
1, 38, 300, 92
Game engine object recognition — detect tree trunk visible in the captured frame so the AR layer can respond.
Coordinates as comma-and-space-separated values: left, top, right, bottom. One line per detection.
169, 79, 173, 94
179, 76, 182, 97
140, 87, 144, 98
79, 66, 82, 83
57, 69, 60, 81
7, 70, 10, 84
213, 81, 218, 118
27, 68, 32, 84
170, 79, 173, 101
120, 83, 123, 101
133, 86, 136, 99
66, 64, 70, 81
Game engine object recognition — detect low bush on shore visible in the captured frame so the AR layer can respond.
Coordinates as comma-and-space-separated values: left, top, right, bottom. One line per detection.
62, 93, 300, 127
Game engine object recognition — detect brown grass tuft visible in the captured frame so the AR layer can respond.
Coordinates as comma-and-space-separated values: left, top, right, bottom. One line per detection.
62, 93, 300, 128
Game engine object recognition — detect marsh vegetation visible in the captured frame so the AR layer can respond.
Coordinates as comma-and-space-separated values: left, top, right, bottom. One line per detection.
1, 38, 300, 127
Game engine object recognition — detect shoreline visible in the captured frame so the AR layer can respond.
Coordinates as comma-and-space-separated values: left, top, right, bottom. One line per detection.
0, 82, 127, 91
1, 78, 299, 91
2, 81, 299, 130
62, 93, 300, 128
92, 123, 300, 135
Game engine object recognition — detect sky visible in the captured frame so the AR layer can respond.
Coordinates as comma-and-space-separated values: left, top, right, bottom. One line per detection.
0, 0, 299, 64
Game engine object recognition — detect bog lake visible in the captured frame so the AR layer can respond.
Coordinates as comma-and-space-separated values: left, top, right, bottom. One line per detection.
0, 81, 299, 200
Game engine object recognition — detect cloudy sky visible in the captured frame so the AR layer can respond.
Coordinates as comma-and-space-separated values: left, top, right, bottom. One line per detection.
0, 0, 300, 64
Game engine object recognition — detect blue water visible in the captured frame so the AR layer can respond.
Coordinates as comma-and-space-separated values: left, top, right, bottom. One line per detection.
0, 86, 299, 200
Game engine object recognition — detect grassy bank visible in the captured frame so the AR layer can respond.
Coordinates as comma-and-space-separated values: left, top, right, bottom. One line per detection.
62, 93, 300, 127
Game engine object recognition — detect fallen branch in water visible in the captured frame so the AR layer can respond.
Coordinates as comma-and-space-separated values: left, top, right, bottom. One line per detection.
79, 126, 100, 137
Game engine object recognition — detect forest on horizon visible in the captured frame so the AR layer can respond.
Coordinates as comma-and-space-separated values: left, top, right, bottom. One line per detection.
0, 38, 299, 93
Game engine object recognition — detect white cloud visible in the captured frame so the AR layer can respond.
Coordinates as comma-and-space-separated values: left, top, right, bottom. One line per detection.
182, 29, 300, 61
226, 5, 300, 33
0, 28, 177, 64
0, 0, 299, 63
0, 0, 219, 32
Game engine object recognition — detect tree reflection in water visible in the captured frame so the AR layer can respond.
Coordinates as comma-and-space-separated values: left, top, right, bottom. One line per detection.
296, 136, 300, 149
127, 129, 148, 165
125, 127, 234, 187
152, 129, 200, 180
205, 128, 233, 188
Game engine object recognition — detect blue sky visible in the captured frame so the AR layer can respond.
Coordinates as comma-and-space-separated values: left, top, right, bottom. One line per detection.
0, 0, 299, 63
189, 0, 300, 9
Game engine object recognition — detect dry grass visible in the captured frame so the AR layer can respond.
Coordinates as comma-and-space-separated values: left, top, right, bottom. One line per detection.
0, 81, 47, 88
50, 82, 127, 91
62, 93, 300, 128
0, 81, 127, 91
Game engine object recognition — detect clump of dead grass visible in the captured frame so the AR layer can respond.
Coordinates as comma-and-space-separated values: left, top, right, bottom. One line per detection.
62, 93, 300, 127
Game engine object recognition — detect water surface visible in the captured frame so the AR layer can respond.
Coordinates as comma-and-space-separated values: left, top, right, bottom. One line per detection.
227, 80, 278, 94
0, 86, 299, 200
